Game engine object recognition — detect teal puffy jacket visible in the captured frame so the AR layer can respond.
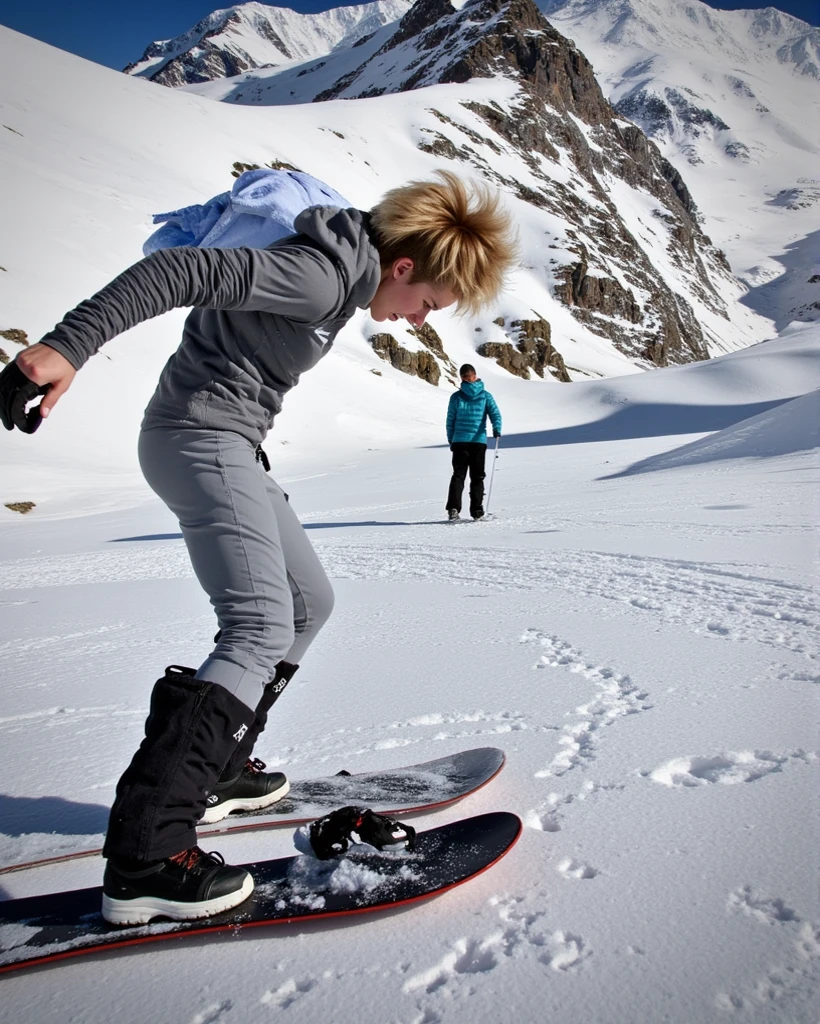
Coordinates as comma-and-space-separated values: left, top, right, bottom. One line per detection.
446, 380, 502, 445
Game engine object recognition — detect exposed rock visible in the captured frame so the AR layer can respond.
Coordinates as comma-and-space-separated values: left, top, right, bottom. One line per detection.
0, 349, 8, 365
617, 87, 730, 147
231, 159, 300, 178
127, 10, 291, 88
478, 315, 571, 381
369, 333, 442, 384
408, 323, 459, 378
4, 502, 36, 514
0, 328, 29, 347
417, 130, 461, 160
557, 257, 642, 324
368, 321, 459, 384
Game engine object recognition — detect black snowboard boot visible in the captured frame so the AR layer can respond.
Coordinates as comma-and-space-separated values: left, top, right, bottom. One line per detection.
200, 757, 289, 824
102, 846, 253, 926
200, 660, 298, 825
102, 665, 255, 921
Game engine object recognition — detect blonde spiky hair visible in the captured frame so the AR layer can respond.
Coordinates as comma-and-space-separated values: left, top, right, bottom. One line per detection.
369, 170, 517, 315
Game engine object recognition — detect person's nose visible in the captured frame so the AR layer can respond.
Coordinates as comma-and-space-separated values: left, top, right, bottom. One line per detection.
410, 308, 428, 327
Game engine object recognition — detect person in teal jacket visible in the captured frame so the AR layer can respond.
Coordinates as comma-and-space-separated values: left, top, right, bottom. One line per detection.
445, 364, 502, 520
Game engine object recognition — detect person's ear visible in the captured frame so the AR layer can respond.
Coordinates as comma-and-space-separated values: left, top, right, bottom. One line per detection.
392, 257, 414, 280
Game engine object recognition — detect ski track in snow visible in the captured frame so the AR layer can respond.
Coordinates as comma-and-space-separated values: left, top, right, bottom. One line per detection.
3, 540, 818, 664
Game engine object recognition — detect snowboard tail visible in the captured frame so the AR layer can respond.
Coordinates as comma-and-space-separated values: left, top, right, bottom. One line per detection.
0, 811, 522, 974
0, 747, 505, 875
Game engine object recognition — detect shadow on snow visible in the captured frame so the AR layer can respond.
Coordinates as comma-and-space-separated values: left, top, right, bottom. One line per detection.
427, 398, 790, 449
0, 793, 109, 837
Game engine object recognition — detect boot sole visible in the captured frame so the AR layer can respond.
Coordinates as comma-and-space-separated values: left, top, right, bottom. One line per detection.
102, 872, 254, 926
199, 778, 291, 825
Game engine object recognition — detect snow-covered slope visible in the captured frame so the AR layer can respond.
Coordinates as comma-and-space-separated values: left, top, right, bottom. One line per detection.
1, 321, 818, 1021
538, 0, 820, 329
124, 1, 412, 86
612, 384, 820, 475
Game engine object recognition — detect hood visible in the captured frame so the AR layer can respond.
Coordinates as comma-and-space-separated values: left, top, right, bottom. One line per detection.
459, 380, 486, 401
293, 206, 382, 311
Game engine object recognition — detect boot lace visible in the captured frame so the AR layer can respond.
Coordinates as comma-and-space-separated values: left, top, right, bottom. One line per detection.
168, 846, 225, 872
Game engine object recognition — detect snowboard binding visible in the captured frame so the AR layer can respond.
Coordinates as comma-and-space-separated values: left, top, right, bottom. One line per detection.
308, 806, 416, 860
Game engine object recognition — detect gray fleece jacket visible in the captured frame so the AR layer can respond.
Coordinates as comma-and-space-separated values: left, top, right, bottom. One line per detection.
40, 207, 382, 445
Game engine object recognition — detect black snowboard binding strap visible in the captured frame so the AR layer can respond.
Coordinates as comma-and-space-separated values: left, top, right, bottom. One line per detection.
308, 806, 416, 860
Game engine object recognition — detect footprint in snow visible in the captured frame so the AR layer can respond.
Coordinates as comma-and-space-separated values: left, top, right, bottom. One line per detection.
556, 857, 599, 880
521, 631, 652, 779
644, 749, 814, 787
728, 885, 800, 925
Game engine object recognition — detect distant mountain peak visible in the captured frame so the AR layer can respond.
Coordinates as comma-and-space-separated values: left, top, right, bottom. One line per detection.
123, 1, 413, 86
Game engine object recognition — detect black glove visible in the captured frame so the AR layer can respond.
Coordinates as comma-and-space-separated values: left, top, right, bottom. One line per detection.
0, 362, 50, 434
493, 431, 501, 438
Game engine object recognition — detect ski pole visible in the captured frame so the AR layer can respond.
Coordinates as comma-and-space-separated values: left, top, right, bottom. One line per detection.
485, 435, 500, 515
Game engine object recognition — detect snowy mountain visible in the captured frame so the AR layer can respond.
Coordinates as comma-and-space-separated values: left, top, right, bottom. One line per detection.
179, 0, 772, 372
122, 0, 819, 333
537, 0, 820, 329
124, 0, 412, 86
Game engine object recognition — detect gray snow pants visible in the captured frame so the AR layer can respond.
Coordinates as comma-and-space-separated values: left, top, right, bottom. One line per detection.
138, 427, 335, 711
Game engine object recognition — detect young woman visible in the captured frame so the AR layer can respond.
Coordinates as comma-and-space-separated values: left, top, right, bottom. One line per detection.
0, 170, 516, 925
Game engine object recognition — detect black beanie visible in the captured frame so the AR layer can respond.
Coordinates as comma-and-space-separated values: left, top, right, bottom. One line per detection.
459, 364, 476, 377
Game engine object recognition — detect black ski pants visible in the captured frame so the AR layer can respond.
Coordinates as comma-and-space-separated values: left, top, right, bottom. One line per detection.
446, 442, 487, 517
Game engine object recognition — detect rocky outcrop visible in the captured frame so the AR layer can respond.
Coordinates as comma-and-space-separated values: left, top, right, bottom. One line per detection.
369, 321, 459, 385
478, 316, 571, 380
4, 502, 36, 514
0, 328, 29, 364
230, 159, 300, 177
0, 328, 29, 347
409, 323, 459, 377
557, 258, 642, 324
369, 333, 441, 384
616, 87, 732, 167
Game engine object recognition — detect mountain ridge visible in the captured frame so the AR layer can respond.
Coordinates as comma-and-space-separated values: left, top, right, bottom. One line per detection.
124, 1, 412, 87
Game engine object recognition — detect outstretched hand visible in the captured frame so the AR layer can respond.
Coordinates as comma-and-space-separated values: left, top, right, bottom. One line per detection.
0, 345, 76, 433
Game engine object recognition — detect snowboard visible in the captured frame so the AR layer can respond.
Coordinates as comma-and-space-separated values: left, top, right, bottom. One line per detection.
0, 747, 505, 876
0, 811, 522, 975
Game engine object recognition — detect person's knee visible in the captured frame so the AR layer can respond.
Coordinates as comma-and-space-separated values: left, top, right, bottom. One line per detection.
216, 617, 296, 673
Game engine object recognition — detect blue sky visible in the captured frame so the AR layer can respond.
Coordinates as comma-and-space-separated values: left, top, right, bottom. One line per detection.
0, 0, 817, 71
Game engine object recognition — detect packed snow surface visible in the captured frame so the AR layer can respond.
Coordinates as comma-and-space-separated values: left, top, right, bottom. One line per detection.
1, 322, 818, 1019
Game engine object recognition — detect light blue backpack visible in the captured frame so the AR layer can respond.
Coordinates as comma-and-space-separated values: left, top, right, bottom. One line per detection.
143, 168, 351, 256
